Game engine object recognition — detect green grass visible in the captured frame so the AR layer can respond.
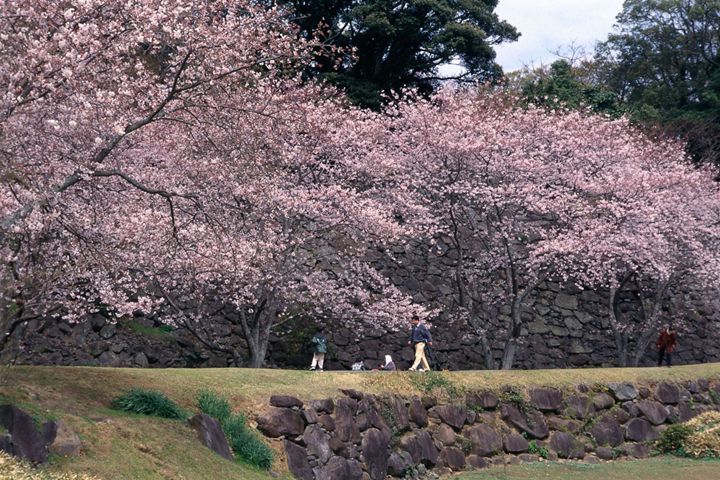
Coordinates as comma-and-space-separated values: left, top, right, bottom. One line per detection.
454, 457, 720, 480
0, 363, 718, 480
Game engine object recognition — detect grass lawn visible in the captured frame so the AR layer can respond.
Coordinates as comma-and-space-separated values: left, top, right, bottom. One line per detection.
455, 457, 720, 480
1, 363, 719, 479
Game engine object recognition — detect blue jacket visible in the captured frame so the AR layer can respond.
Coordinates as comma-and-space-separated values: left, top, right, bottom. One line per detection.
410, 323, 432, 344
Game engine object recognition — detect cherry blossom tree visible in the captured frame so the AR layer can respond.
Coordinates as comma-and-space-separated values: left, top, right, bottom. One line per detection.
348, 88, 720, 369
0, 0, 427, 366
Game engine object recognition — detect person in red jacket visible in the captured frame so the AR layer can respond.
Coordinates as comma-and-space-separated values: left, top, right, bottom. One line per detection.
656, 324, 677, 367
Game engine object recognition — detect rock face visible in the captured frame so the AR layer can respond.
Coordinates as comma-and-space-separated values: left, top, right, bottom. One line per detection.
655, 382, 681, 404
270, 395, 303, 408
0, 405, 48, 464
265, 380, 720, 479
188, 414, 234, 461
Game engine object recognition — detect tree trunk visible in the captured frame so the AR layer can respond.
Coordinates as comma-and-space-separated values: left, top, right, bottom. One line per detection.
608, 286, 628, 367
500, 298, 523, 370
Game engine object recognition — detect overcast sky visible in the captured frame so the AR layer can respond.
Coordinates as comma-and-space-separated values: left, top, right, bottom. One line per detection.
493, 0, 626, 71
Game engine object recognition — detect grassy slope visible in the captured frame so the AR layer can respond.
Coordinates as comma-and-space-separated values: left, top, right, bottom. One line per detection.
1, 363, 719, 480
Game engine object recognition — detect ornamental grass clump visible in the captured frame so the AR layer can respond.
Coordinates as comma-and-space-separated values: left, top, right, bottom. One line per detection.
111, 388, 186, 419
196, 390, 273, 470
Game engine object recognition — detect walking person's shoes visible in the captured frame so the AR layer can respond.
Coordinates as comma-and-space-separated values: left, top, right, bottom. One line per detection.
309, 366, 316, 371
408, 367, 416, 371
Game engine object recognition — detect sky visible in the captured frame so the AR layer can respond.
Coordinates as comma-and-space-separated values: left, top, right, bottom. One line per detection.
493, 0, 626, 71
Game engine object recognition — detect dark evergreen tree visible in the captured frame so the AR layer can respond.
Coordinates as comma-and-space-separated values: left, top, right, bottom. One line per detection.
284, 0, 518, 108
595, 0, 720, 165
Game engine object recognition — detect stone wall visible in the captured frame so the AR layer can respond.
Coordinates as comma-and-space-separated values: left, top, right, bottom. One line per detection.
4, 237, 720, 370
256, 378, 720, 480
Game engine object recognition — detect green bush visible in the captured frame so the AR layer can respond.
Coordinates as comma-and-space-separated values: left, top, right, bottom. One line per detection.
110, 388, 186, 419
657, 424, 693, 456
196, 390, 273, 470
528, 439, 549, 459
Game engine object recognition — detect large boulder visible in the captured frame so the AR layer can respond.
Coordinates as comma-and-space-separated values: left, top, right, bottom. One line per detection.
607, 383, 638, 401
256, 407, 305, 438
304, 424, 332, 464
408, 397, 428, 428
549, 432, 585, 459
313, 455, 363, 480
503, 434, 529, 453
624, 418, 659, 442
311, 399, 335, 414
655, 382, 681, 405
284, 440, 313, 480
44, 420, 82, 457
501, 404, 549, 439
334, 398, 361, 444
0, 404, 48, 464
384, 397, 410, 432
433, 424, 456, 446
529, 388, 563, 412
188, 414, 234, 461
433, 404, 467, 430
592, 393, 615, 410
465, 424, 502, 456
400, 431, 438, 466
317, 414, 336, 432
563, 395, 594, 419
466, 391, 499, 410
361, 428, 390, 480
589, 415, 623, 447
636, 400, 668, 425
439, 447, 465, 471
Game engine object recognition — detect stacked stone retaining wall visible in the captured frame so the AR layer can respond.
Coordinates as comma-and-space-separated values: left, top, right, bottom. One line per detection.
256, 378, 720, 479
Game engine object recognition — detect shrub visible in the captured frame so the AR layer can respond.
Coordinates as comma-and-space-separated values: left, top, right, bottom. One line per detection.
656, 412, 720, 458
111, 388, 186, 419
657, 424, 693, 456
196, 390, 274, 470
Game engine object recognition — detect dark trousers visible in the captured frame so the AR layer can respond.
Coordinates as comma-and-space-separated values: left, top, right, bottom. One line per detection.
657, 348, 672, 366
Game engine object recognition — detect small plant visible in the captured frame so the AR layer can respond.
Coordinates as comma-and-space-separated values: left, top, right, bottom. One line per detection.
500, 389, 528, 415
196, 390, 273, 470
709, 389, 720, 405
657, 424, 693, 456
527, 439, 549, 459
455, 435, 473, 455
111, 388, 186, 419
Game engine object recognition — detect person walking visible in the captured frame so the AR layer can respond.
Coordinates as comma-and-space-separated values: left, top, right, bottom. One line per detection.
310, 327, 328, 371
656, 324, 677, 367
407, 314, 432, 371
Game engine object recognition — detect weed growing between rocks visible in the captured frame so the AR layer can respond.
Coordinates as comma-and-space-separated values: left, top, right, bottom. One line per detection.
527, 439, 549, 459
110, 388, 187, 419
657, 424, 693, 456
196, 390, 273, 470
